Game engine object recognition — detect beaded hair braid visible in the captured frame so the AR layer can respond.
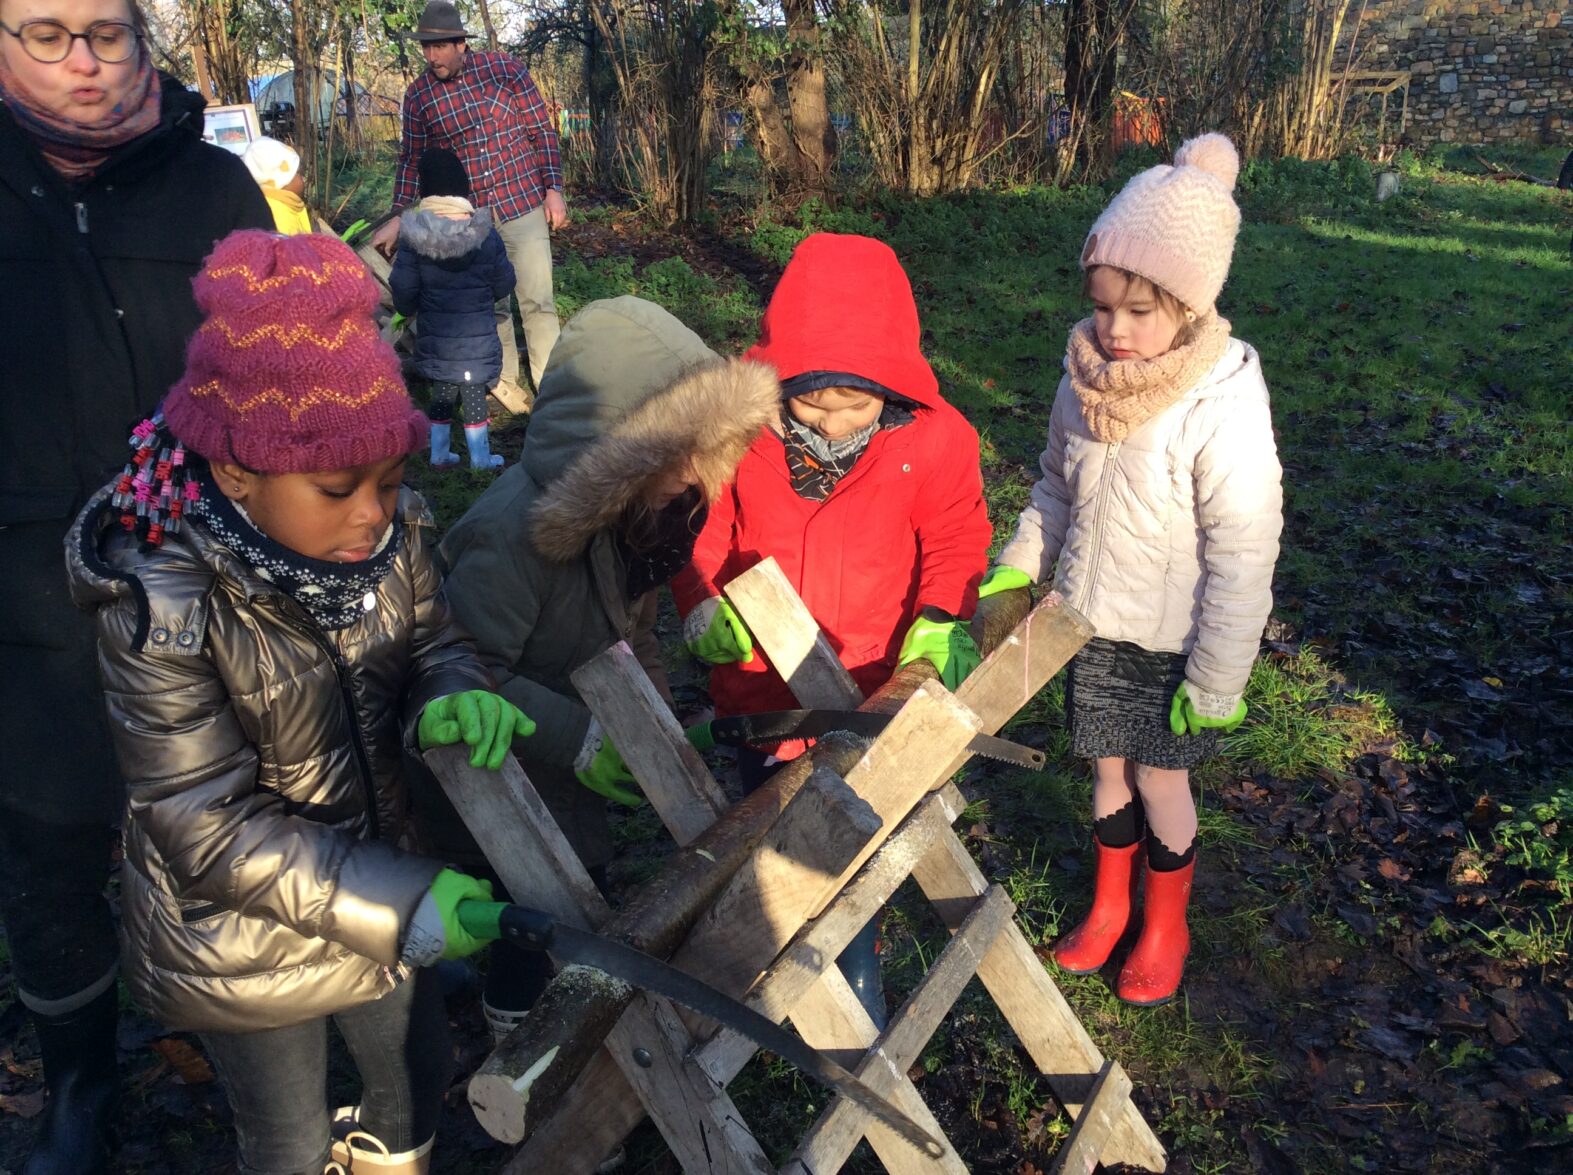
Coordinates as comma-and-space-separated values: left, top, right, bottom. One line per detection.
111, 414, 200, 551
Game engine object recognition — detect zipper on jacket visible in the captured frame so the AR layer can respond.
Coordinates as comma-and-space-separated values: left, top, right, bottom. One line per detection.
278, 609, 383, 842
74, 201, 88, 233
1076, 440, 1120, 615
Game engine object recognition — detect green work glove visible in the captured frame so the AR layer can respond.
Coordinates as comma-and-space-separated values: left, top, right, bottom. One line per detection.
897, 611, 983, 690
418, 691, 536, 770
682, 597, 755, 665
1169, 681, 1248, 736
429, 868, 495, 960
978, 565, 1033, 599
573, 721, 643, 807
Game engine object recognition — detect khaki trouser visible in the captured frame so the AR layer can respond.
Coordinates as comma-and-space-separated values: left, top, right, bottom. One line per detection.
493, 205, 560, 390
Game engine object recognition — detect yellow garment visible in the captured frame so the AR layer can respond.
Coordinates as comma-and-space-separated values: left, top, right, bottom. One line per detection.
262, 187, 313, 235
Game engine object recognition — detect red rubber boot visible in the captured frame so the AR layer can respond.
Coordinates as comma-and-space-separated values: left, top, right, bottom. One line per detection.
1117, 861, 1194, 1006
1051, 840, 1143, 974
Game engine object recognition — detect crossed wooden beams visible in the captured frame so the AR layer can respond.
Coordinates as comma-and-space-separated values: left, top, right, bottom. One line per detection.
424, 558, 1167, 1172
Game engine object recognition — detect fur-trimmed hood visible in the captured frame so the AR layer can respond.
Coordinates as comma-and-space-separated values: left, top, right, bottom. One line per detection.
524, 296, 779, 562
397, 204, 494, 260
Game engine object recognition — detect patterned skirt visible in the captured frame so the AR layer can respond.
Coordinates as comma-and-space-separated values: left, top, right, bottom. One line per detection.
1065, 638, 1221, 770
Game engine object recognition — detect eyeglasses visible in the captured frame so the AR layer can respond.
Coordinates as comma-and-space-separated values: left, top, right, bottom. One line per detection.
0, 19, 142, 65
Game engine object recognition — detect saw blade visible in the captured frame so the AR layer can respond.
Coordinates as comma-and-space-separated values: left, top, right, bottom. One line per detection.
544, 920, 946, 1159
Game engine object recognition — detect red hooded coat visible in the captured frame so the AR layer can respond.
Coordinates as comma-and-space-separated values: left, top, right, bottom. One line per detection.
673, 234, 991, 722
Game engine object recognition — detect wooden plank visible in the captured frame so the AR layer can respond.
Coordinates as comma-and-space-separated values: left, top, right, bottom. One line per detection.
780, 969, 967, 1175
952, 592, 1094, 737
694, 786, 964, 1084
783, 887, 1015, 1174
1051, 1060, 1134, 1175
607, 994, 775, 1175
909, 792, 1167, 1172
422, 745, 609, 927
572, 640, 728, 846
723, 556, 864, 708
671, 681, 982, 999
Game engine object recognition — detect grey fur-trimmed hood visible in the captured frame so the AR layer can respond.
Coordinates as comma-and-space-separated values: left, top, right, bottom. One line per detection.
397, 206, 494, 259
525, 298, 779, 562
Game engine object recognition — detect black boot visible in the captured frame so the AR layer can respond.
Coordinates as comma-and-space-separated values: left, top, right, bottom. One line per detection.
837, 917, 887, 1031
23, 983, 119, 1175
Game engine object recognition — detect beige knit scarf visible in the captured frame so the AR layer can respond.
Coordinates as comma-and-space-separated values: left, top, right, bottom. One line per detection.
417, 194, 475, 220
1065, 314, 1232, 443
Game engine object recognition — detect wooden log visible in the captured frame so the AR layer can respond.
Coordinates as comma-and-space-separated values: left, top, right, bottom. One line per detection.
571, 641, 727, 846
424, 746, 769, 1161
472, 761, 880, 1141
909, 789, 1168, 1172
783, 886, 1016, 1174
723, 557, 864, 707
671, 680, 982, 998
1051, 1060, 1134, 1175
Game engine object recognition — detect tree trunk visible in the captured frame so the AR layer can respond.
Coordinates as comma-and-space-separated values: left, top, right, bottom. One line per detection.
289, 0, 316, 154
743, 75, 795, 184
475, 0, 499, 47
782, 0, 834, 196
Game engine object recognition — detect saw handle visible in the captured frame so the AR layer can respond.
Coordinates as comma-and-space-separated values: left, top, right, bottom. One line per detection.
456, 901, 556, 950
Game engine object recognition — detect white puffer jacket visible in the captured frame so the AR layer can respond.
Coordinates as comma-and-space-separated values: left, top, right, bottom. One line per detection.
999, 337, 1283, 701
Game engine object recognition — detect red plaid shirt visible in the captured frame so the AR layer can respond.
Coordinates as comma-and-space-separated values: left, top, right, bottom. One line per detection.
391, 50, 563, 222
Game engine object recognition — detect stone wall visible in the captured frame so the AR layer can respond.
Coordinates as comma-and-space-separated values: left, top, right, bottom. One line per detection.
1350, 1, 1571, 146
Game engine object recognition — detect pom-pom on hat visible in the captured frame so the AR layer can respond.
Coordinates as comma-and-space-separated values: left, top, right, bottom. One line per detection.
1080, 132, 1242, 315
162, 230, 428, 473
241, 137, 301, 189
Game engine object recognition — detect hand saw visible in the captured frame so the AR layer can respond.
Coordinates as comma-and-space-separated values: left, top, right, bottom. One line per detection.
457, 902, 946, 1158
688, 709, 1045, 770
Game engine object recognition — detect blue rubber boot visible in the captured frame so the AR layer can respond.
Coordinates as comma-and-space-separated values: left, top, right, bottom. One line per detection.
428, 422, 460, 467
463, 424, 505, 471
837, 917, 886, 1031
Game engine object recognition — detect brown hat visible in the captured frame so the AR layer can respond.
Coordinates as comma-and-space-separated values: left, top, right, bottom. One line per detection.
409, 1, 474, 42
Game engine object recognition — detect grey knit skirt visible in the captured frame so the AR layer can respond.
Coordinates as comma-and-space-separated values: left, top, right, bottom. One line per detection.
1065, 638, 1221, 770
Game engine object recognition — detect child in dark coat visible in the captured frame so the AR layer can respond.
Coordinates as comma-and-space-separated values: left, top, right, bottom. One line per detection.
390, 147, 517, 470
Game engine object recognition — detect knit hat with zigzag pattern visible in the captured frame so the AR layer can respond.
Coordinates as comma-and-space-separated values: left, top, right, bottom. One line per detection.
162, 230, 427, 473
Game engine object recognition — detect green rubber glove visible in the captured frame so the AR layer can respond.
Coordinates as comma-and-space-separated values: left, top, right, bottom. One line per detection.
429, 868, 494, 960
418, 691, 536, 770
978, 565, 1033, 598
683, 597, 755, 665
1169, 681, 1248, 736
897, 611, 983, 690
573, 724, 643, 807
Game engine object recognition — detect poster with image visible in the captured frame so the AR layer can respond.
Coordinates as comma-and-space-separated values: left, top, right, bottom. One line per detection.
202, 104, 261, 156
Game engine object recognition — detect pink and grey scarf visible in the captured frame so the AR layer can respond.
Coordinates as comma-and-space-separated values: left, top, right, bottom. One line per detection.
0, 44, 161, 182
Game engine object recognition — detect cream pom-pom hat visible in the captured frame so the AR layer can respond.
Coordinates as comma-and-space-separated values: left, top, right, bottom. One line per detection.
1079, 133, 1242, 315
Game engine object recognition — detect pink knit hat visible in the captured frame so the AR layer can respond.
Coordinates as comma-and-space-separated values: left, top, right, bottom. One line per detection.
162, 230, 427, 473
1080, 133, 1242, 315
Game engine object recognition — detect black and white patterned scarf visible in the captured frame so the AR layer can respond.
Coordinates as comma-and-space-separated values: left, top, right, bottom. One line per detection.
190, 474, 402, 631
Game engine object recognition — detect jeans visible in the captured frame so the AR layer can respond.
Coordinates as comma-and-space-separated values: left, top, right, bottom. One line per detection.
200, 969, 450, 1175
492, 205, 560, 390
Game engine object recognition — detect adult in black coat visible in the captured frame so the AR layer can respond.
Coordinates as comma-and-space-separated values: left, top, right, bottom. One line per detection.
0, 3, 270, 1168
